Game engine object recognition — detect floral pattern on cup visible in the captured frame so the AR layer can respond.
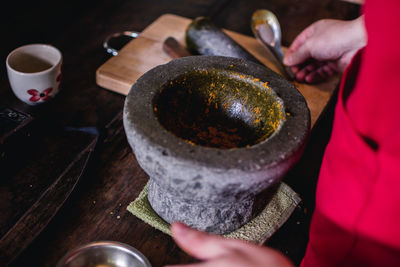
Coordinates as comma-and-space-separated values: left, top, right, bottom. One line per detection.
6, 44, 63, 105
27, 88, 53, 102
26, 70, 62, 103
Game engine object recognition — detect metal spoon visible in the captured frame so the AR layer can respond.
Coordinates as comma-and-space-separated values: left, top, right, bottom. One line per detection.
251, 9, 295, 80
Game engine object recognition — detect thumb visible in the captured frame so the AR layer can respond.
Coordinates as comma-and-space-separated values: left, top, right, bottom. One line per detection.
283, 42, 311, 66
284, 25, 315, 66
171, 222, 235, 260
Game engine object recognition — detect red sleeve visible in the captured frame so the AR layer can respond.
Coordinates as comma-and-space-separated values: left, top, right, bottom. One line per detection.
302, 0, 400, 266
346, 0, 400, 156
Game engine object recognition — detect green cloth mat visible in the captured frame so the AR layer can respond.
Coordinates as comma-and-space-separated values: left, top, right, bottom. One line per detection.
127, 182, 301, 245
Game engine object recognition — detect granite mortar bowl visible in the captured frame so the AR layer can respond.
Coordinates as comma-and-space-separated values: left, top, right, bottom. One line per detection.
123, 56, 310, 234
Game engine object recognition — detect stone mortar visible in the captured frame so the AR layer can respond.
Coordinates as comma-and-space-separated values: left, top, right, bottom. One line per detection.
123, 56, 310, 234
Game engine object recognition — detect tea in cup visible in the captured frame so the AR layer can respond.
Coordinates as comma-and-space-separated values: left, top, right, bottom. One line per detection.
6, 44, 62, 105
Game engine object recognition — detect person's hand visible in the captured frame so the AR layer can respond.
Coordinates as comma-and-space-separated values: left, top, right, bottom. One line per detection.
165, 222, 294, 267
283, 16, 366, 83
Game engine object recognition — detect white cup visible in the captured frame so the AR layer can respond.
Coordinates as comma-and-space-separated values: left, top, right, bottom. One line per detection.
6, 44, 62, 105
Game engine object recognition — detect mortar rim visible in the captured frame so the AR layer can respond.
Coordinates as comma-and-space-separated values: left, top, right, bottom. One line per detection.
123, 56, 310, 171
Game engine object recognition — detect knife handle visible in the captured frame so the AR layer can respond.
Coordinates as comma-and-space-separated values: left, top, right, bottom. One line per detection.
163, 37, 191, 59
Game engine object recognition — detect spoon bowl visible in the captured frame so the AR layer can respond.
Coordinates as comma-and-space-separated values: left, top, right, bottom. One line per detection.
251, 9, 295, 80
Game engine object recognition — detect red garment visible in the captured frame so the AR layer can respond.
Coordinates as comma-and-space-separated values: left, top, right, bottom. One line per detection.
301, 0, 400, 266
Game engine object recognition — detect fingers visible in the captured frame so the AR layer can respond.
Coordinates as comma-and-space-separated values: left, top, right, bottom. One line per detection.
321, 63, 336, 76
164, 257, 233, 267
171, 222, 238, 260
294, 63, 316, 82
169, 223, 295, 267
305, 71, 325, 84
285, 18, 364, 74
165, 263, 207, 267
292, 61, 337, 83
291, 65, 300, 73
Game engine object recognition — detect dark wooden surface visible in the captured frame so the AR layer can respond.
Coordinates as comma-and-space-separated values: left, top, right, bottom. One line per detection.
0, 1, 360, 266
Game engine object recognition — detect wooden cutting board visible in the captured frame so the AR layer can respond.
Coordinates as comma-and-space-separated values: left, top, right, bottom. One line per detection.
96, 14, 339, 127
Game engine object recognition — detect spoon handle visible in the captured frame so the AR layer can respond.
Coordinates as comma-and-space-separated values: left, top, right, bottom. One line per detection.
283, 65, 296, 81
274, 47, 296, 80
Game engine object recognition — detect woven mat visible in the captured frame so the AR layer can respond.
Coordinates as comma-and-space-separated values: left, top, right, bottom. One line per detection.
127, 182, 301, 244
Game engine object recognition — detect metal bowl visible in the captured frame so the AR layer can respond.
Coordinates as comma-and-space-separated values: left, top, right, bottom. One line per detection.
56, 241, 151, 267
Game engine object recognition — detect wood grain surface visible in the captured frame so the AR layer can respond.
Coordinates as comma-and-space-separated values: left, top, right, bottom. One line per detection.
0, 1, 360, 266
0, 134, 97, 265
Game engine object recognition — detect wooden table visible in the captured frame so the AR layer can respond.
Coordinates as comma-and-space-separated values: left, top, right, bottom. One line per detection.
0, 1, 360, 266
